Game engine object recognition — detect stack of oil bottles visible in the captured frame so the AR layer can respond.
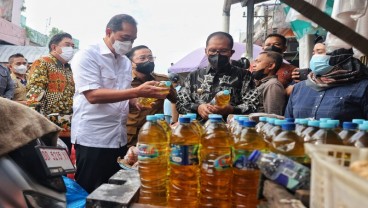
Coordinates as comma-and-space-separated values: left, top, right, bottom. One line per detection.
136, 110, 368, 207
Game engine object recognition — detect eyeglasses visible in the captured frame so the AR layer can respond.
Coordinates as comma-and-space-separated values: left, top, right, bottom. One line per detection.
136, 55, 156, 62
207, 49, 232, 55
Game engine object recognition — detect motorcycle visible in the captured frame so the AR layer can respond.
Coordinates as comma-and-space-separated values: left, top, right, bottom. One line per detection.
0, 98, 75, 207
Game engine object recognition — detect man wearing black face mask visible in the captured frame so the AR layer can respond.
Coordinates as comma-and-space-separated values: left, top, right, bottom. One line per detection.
177, 31, 259, 121
126, 45, 177, 145
252, 51, 286, 115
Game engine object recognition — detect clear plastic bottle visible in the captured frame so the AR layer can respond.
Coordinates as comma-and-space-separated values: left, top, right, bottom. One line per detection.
339, 122, 358, 145
155, 113, 172, 143
348, 124, 368, 148
232, 120, 268, 207
270, 123, 306, 164
302, 120, 320, 143
186, 113, 204, 137
168, 116, 200, 207
310, 122, 343, 145
232, 116, 249, 139
262, 118, 276, 144
200, 117, 232, 208
249, 150, 310, 191
204, 114, 222, 128
138, 115, 169, 206
138, 81, 171, 107
326, 119, 341, 133
295, 119, 308, 137
269, 119, 288, 141
255, 116, 267, 133
213, 90, 231, 107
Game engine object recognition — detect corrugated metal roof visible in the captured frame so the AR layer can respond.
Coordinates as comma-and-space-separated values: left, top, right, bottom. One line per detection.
0, 45, 49, 63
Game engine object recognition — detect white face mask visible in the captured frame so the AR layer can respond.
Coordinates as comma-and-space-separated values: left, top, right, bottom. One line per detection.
59, 46, 74, 62
14, 65, 27, 74
112, 40, 132, 55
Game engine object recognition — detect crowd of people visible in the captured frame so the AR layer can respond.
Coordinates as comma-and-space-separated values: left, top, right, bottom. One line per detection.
0, 13, 367, 194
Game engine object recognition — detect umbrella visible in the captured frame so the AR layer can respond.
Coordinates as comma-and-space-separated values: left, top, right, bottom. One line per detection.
168, 42, 263, 73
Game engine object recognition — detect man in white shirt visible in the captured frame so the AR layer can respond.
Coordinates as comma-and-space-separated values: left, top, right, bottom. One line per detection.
71, 14, 168, 193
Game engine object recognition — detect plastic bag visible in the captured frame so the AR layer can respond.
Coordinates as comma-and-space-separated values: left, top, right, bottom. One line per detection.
62, 176, 88, 208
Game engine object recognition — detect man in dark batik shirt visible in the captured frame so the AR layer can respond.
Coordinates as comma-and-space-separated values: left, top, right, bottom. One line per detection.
177, 31, 259, 121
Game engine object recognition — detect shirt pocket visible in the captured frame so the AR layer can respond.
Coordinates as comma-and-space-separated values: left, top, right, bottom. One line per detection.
101, 70, 117, 89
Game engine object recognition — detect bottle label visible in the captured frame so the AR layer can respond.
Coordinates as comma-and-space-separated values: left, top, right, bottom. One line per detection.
213, 154, 231, 171
138, 144, 159, 160
232, 149, 257, 170
170, 144, 199, 165
273, 158, 310, 190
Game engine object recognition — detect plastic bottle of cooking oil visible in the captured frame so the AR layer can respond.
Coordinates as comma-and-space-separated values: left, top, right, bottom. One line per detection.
232, 120, 268, 207
339, 122, 358, 145
155, 113, 172, 143
271, 123, 307, 164
310, 122, 343, 145
200, 116, 232, 208
137, 115, 168, 206
137, 81, 171, 108
168, 116, 200, 207
212, 90, 231, 107
348, 124, 368, 147
186, 113, 204, 137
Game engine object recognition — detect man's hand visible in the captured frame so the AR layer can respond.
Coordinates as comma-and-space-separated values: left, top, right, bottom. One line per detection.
209, 104, 234, 117
198, 104, 214, 120
129, 98, 152, 111
291, 68, 300, 83
136, 81, 169, 99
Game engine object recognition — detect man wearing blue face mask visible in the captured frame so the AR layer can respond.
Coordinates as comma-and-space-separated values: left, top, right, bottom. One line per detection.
125, 45, 177, 146
285, 48, 368, 122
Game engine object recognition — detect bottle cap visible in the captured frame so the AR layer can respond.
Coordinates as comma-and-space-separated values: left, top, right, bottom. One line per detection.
319, 118, 331, 123
164, 81, 172, 87
352, 119, 365, 125
249, 150, 261, 163
208, 114, 221, 119
259, 116, 268, 122
319, 122, 335, 129
242, 120, 256, 127
210, 117, 223, 123
327, 119, 340, 127
179, 116, 191, 124
186, 113, 197, 120
146, 115, 157, 121
154, 114, 165, 119
274, 119, 287, 126
342, 122, 358, 130
364, 121, 368, 125
308, 120, 320, 127
281, 123, 296, 130
299, 119, 309, 126
285, 118, 295, 122
238, 116, 249, 123
358, 124, 368, 131
267, 117, 276, 124
223, 90, 230, 95
294, 118, 301, 124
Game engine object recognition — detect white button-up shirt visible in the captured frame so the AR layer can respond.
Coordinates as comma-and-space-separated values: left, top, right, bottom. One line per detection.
71, 39, 132, 148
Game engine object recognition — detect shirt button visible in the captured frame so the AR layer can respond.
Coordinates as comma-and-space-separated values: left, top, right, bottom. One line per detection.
315, 105, 318, 108
320, 94, 323, 97
340, 97, 343, 99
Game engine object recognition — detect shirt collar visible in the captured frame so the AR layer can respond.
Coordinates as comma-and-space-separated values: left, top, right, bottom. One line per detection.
132, 70, 155, 82
260, 75, 277, 83
99, 38, 114, 55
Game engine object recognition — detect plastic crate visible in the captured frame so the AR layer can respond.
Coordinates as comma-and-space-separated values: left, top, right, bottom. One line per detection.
305, 144, 368, 208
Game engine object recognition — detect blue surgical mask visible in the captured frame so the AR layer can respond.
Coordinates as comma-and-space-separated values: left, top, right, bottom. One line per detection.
309, 54, 333, 76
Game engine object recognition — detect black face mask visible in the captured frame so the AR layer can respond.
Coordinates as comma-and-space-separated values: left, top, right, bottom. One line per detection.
264, 45, 283, 54
208, 54, 230, 69
252, 69, 267, 80
136, 61, 155, 74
